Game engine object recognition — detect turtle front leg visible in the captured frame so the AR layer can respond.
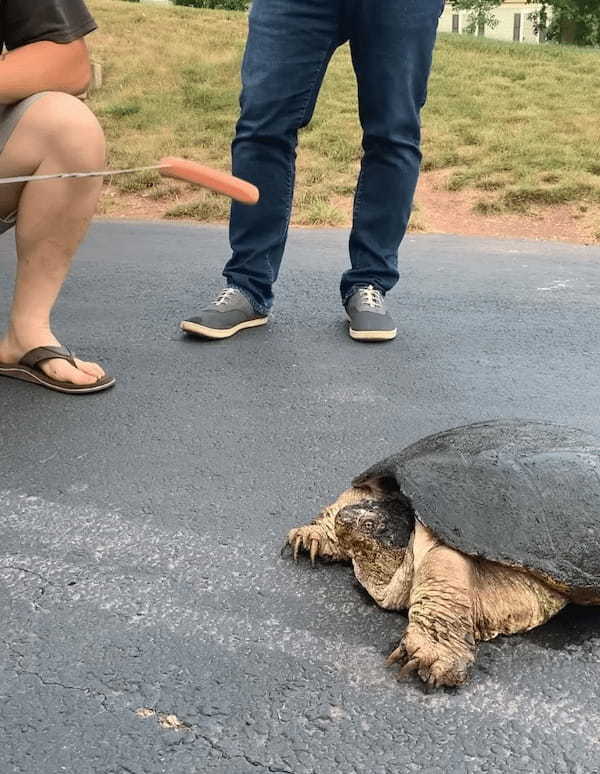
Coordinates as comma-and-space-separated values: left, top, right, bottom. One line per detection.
284, 486, 374, 564
285, 509, 345, 564
387, 523, 477, 687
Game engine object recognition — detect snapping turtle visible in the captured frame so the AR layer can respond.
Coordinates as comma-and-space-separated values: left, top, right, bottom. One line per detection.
285, 420, 600, 687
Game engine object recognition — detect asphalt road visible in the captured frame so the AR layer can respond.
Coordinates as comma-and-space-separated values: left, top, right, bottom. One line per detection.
1, 222, 600, 774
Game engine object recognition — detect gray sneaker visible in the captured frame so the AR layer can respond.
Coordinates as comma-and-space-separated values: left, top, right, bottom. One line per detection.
344, 285, 397, 342
181, 288, 269, 339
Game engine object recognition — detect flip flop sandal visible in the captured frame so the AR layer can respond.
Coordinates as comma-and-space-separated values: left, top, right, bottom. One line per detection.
0, 345, 115, 394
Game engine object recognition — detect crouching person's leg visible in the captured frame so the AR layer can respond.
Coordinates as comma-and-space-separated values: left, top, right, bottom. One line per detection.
0, 91, 114, 392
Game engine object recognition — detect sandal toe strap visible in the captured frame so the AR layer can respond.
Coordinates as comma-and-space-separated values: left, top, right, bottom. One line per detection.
19, 345, 77, 370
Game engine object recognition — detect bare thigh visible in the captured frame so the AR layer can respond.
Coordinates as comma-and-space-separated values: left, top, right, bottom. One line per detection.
0, 92, 103, 218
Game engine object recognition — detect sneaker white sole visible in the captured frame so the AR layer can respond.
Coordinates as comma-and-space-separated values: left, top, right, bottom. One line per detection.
180, 316, 268, 339
345, 311, 397, 341
349, 327, 397, 341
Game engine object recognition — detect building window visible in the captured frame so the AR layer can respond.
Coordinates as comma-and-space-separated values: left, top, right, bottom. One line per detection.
513, 13, 522, 42
452, 13, 459, 33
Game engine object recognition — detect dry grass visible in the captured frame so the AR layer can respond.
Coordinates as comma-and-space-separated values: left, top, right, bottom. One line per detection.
88, 0, 600, 228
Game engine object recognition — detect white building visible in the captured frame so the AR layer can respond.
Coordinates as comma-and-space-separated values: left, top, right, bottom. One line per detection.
439, 1, 546, 44
140, 0, 545, 42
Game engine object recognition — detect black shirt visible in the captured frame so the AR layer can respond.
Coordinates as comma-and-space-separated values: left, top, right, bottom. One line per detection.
0, 0, 97, 51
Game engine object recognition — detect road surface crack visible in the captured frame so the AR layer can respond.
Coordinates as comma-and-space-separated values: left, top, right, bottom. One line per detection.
17, 669, 109, 711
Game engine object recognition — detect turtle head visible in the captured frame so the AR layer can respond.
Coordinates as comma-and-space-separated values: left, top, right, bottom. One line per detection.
334, 497, 414, 554
334, 497, 414, 608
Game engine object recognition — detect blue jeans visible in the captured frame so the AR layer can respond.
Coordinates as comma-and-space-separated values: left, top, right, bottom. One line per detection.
224, 0, 443, 314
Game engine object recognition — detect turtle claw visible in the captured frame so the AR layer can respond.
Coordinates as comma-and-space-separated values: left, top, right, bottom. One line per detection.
396, 658, 420, 680
385, 643, 421, 680
387, 625, 475, 689
385, 643, 407, 666
283, 519, 343, 564
293, 536, 302, 562
310, 538, 319, 566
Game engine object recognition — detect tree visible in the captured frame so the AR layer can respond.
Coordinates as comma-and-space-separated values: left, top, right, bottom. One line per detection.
452, 0, 501, 34
528, 0, 600, 45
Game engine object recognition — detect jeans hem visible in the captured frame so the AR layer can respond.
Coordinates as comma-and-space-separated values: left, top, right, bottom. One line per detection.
226, 283, 271, 316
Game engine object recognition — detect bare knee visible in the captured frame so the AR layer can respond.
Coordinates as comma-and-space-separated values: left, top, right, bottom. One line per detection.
23, 92, 106, 169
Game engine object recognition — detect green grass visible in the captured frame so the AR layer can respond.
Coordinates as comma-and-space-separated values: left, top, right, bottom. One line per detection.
88, 0, 600, 225
164, 190, 230, 220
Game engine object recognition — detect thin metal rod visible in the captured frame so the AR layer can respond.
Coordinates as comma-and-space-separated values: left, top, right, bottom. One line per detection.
0, 164, 168, 185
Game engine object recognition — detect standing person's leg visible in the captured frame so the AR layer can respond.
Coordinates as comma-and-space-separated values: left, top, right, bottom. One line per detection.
342, 0, 442, 342
0, 92, 113, 393
181, 0, 344, 340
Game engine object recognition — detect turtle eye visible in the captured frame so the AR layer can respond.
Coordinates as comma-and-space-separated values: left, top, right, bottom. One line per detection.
362, 519, 375, 531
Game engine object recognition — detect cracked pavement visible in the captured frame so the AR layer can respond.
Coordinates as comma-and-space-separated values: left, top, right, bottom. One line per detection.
1, 223, 600, 773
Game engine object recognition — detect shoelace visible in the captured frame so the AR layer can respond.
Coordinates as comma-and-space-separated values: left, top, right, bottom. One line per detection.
358, 285, 383, 309
213, 288, 238, 306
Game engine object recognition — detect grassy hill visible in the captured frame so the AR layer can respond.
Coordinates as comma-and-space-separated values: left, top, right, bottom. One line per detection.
87, 0, 600, 234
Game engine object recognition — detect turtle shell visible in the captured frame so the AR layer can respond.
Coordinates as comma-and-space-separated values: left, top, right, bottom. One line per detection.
352, 420, 600, 593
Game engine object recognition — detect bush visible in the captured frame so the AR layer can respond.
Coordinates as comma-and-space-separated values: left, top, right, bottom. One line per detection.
530, 0, 600, 46
173, 0, 249, 9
